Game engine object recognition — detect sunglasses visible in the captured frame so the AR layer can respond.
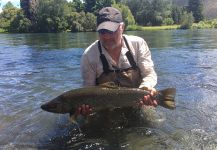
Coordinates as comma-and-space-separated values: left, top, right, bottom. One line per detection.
98, 29, 116, 34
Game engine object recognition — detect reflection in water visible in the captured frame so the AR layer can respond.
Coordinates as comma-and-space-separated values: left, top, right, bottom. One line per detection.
0, 29, 217, 149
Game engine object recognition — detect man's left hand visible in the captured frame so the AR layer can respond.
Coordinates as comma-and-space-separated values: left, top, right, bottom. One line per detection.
138, 87, 158, 107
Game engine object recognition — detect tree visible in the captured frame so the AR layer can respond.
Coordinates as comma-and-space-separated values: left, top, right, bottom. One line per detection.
9, 10, 32, 32
125, 0, 172, 26
150, 0, 172, 26
84, 0, 115, 14
180, 12, 194, 29
171, 5, 183, 24
67, 11, 96, 32
112, 3, 135, 27
67, 12, 83, 32
36, 0, 70, 32
125, 0, 152, 26
20, 0, 38, 22
84, 0, 97, 13
3, 1, 15, 10
0, 2, 20, 31
82, 12, 96, 31
68, 0, 84, 12
188, 0, 204, 23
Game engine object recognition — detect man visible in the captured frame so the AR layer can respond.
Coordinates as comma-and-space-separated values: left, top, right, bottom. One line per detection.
78, 7, 158, 123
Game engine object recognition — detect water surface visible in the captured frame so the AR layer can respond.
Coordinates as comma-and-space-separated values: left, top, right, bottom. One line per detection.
0, 30, 217, 149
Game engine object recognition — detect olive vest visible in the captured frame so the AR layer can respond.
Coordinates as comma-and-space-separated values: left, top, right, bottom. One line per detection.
96, 36, 142, 88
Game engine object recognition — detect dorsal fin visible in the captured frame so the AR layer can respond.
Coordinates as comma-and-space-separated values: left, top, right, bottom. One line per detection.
99, 82, 118, 89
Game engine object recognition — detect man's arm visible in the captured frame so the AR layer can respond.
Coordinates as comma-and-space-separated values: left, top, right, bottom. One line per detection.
136, 38, 158, 107
137, 39, 157, 89
80, 54, 97, 87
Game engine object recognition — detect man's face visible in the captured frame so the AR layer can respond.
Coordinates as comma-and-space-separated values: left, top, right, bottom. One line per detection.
98, 24, 124, 50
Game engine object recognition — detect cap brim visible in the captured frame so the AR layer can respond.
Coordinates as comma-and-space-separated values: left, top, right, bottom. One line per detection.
97, 22, 120, 32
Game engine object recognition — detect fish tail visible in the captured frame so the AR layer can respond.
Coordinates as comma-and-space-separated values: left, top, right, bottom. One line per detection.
158, 88, 176, 109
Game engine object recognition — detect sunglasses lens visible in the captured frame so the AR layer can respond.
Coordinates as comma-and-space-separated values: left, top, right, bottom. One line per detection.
98, 29, 114, 34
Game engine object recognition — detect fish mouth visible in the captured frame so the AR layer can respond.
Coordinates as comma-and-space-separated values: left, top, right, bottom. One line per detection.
41, 103, 58, 113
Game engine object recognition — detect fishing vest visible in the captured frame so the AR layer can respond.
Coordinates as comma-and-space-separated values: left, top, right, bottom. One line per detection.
96, 36, 142, 88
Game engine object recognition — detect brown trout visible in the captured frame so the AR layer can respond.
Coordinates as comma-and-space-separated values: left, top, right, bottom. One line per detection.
41, 84, 176, 115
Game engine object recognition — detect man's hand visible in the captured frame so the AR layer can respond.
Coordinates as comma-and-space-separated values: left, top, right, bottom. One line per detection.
138, 87, 158, 107
75, 104, 93, 117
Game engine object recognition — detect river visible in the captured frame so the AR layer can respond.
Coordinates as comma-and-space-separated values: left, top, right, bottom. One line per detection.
0, 29, 217, 149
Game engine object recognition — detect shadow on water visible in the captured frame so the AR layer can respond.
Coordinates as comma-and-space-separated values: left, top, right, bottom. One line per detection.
38, 107, 168, 150
0, 32, 98, 50
40, 127, 166, 150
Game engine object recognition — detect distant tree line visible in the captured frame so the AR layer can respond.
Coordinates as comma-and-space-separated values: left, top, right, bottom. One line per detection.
0, 0, 205, 33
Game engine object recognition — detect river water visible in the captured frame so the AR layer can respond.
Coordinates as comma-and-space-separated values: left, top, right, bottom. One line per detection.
0, 30, 217, 149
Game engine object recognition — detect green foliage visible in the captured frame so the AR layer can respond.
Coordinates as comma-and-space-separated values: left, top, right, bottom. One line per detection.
125, 0, 151, 25
83, 12, 97, 31
3, 1, 16, 10
212, 19, 217, 28
150, 0, 172, 26
180, 12, 194, 29
192, 19, 217, 29
9, 10, 32, 33
151, 15, 163, 26
20, 0, 38, 21
68, 0, 83, 12
127, 24, 180, 31
126, 25, 143, 31
125, 0, 172, 26
36, 0, 70, 32
112, 3, 135, 27
171, 5, 184, 24
188, 0, 204, 23
84, 0, 97, 13
163, 18, 174, 25
0, 28, 6, 33
67, 12, 96, 32
0, 6, 20, 31
84, 0, 116, 14
67, 12, 82, 32
0, 0, 213, 33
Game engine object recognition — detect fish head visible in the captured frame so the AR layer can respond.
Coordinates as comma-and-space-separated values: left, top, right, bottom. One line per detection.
41, 95, 75, 114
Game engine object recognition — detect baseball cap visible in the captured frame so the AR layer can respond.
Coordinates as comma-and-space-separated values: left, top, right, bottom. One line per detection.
97, 7, 123, 32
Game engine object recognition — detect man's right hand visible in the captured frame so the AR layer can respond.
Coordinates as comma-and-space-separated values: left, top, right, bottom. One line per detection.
75, 104, 93, 117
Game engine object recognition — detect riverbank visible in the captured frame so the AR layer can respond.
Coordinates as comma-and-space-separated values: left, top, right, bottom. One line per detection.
126, 25, 180, 31
0, 28, 5, 33
1, 20, 217, 33
0, 26, 180, 33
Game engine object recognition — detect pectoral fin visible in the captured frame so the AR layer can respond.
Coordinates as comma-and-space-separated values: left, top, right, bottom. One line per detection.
69, 113, 90, 129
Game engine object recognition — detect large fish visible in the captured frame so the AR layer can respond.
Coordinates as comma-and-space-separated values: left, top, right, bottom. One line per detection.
41, 83, 176, 115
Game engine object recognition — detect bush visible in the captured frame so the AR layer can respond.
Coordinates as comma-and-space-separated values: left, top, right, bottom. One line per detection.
9, 11, 32, 33
0, 7, 20, 31
112, 3, 135, 27
67, 12, 96, 32
163, 18, 174, 25
0, 28, 6, 32
180, 12, 194, 29
126, 25, 143, 31
152, 15, 163, 26
191, 19, 217, 29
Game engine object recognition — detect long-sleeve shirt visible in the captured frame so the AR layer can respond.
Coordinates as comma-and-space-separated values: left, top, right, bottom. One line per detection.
80, 34, 157, 88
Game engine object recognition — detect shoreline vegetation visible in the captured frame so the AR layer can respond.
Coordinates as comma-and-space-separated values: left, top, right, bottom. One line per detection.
126, 25, 180, 31
1, 25, 181, 33
127, 19, 217, 31
1, 20, 217, 33
0, 0, 216, 33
